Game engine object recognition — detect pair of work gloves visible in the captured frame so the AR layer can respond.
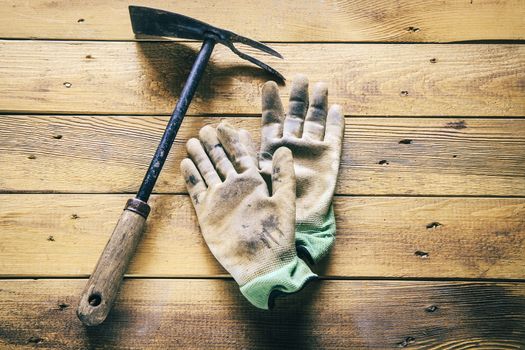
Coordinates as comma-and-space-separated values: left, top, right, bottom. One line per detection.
181, 75, 345, 309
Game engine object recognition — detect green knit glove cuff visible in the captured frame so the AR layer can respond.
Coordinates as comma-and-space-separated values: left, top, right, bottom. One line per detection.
239, 258, 317, 310
295, 203, 336, 264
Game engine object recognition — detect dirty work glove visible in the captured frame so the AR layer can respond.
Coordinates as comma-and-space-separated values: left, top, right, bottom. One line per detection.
181, 122, 317, 309
250, 74, 345, 263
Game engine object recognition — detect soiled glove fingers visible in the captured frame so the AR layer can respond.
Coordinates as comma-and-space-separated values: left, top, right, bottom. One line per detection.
261, 82, 285, 141
182, 121, 317, 309
216, 122, 258, 173
186, 138, 222, 187
283, 74, 309, 138
302, 82, 328, 140
198, 125, 236, 179
257, 74, 345, 263
238, 128, 258, 168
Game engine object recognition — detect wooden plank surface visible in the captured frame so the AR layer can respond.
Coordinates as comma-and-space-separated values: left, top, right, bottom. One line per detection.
0, 279, 523, 349
1, 194, 523, 279
1, 42, 524, 116
1, 0, 524, 42
0, 1, 524, 348
2, 116, 524, 196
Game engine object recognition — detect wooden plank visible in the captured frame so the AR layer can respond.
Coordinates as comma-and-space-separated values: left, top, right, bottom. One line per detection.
0, 41, 523, 116
1, 0, 524, 42
0, 194, 523, 279
0, 279, 523, 349
1, 116, 524, 196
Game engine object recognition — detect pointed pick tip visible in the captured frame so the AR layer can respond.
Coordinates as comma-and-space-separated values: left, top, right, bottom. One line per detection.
261, 45, 283, 59
260, 45, 284, 60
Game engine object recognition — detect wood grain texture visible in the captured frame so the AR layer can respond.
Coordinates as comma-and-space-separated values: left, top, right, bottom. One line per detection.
0, 279, 523, 349
0, 1, 523, 347
0, 0, 524, 42
1, 116, 524, 196
77, 208, 147, 326
0, 41, 524, 116
1, 194, 523, 279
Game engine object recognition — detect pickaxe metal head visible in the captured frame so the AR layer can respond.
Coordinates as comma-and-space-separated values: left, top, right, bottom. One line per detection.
129, 5, 284, 80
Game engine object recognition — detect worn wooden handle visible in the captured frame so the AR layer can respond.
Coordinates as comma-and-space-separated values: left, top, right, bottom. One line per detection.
77, 198, 150, 326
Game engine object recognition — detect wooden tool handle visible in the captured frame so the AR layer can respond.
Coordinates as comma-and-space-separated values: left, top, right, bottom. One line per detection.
77, 198, 150, 326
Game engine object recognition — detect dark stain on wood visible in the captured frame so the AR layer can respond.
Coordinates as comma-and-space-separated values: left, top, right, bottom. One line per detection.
27, 336, 44, 344
445, 120, 467, 129
450, 283, 525, 340
425, 305, 439, 313
415, 251, 429, 258
397, 336, 415, 347
426, 222, 442, 229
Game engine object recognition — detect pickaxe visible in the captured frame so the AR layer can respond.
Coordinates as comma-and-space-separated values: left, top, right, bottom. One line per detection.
77, 5, 284, 326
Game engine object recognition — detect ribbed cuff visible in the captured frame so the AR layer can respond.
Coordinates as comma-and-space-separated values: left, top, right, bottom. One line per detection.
295, 203, 336, 264
239, 258, 317, 310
